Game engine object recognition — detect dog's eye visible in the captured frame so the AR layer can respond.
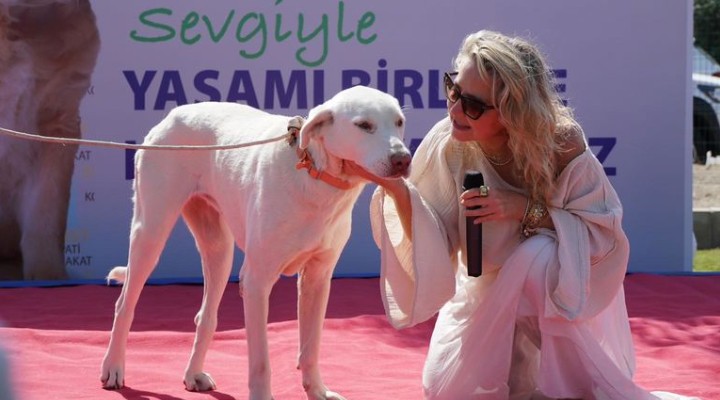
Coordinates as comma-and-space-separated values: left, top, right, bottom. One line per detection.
396, 119, 404, 128
355, 121, 375, 133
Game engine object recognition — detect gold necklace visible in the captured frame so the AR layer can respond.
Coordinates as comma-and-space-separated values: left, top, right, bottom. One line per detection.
479, 145, 512, 166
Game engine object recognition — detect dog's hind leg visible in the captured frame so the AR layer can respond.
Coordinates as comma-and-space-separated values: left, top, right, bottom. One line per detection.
297, 257, 347, 400
101, 164, 190, 390
181, 196, 234, 391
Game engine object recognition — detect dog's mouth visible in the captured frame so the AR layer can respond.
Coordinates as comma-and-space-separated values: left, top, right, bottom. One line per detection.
385, 170, 409, 180
343, 160, 410, 182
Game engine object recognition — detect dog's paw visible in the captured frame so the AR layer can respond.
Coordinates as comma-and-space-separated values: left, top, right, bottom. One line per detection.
100, 351, 125, 390
184, 372, 217, 392
304, 386, 347, 400
100, 367, 124, 390
322, 390, 347, 400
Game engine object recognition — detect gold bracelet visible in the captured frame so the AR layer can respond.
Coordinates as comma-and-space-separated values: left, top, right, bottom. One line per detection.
521, 201, 548, 238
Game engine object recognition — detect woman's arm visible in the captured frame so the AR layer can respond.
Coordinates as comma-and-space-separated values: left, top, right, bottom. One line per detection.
343, 162, 413, 238
382, 179, 413, 238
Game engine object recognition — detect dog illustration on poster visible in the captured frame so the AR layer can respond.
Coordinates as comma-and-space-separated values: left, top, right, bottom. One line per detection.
0, 0, 99, 280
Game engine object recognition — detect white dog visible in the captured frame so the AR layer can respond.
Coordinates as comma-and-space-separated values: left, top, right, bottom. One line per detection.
100, 86, 411, 400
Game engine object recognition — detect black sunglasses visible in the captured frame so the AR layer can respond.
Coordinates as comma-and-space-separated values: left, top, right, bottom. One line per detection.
443, 72, 494, 120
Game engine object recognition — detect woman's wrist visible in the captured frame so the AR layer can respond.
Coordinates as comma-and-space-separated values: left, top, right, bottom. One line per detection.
382, 177, 413, 237
520, 199, 549, 238
383, 177, 408, 199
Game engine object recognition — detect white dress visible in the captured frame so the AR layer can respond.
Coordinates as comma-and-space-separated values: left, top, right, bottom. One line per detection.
369, 118, 699, 400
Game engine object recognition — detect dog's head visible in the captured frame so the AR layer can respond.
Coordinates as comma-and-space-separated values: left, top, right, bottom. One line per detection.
298, 86, 411, 179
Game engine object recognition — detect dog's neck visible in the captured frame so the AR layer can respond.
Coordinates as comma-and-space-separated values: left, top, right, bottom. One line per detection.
290, 133, 359, 191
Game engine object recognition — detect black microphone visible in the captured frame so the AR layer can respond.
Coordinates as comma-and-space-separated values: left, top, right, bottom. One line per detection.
463, 171, 484, 277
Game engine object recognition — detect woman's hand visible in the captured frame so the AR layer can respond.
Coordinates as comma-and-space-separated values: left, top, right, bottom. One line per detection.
460, 186, 527, 224
344, 160, 413, 236
344, 161, 406, 194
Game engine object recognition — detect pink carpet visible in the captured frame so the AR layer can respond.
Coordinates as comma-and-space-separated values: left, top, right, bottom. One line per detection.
0, 274, 718, 399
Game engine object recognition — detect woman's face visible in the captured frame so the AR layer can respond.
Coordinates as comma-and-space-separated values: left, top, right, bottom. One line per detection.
447, 60, 507, 144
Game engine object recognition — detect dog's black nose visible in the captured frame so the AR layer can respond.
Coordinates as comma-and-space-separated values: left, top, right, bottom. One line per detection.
390, 152, 412, 175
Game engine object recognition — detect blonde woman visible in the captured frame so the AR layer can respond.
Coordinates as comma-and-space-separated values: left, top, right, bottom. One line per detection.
347, 30, 696, 399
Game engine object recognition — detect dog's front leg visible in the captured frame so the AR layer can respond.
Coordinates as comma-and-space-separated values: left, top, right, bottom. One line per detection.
242, 269, 275, 400
297, 263, 346, 400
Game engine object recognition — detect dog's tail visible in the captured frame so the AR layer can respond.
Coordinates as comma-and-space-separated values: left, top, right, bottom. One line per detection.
106, 266, 128, 285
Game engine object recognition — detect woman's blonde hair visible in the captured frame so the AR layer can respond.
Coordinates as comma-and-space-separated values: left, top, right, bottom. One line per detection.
454, 30, 581, 202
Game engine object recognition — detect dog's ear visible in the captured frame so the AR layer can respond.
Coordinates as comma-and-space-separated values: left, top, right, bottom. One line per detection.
298, 106, 334, 149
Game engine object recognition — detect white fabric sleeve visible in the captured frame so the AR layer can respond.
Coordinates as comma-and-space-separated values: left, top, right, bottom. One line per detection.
369, 119, 460, 329
370, 185, 456, 329
544, 150, 630, 320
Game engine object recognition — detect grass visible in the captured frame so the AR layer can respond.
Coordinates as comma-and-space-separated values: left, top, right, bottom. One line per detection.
694, 248, 720, 272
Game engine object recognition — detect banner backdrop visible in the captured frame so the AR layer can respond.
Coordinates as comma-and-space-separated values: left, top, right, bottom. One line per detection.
51, 0, 692, 279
